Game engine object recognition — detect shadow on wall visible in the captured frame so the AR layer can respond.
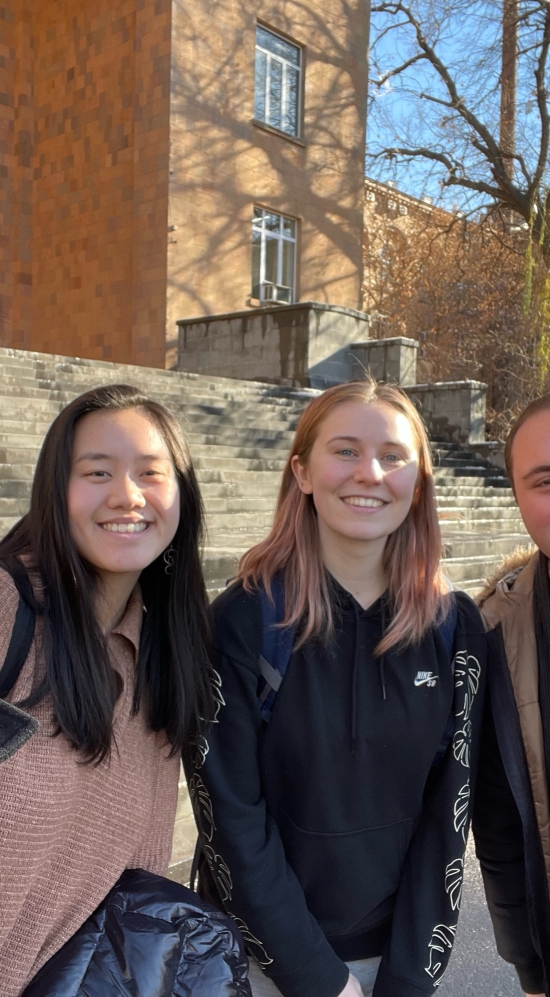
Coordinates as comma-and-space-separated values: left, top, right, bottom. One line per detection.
167, 0, 368, 335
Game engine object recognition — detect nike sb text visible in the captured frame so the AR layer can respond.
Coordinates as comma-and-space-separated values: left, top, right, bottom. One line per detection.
414, 671, 438, 688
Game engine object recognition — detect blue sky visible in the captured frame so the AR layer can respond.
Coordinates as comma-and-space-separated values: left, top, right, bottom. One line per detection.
366, 0, 547, 214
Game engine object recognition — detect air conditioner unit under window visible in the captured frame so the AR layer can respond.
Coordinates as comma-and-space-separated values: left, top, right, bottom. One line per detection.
260, 283, 293, 304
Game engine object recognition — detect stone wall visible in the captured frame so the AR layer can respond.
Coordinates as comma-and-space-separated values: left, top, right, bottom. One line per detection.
0, 0, 171, 367
350, 336, 418, 386
406, 381, 487, 445
177, 302, 370, 385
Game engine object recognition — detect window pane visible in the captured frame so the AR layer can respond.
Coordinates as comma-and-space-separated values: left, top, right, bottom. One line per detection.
281, 239, 295, 290
282, 215, 295, 238
283, 64, 299, 135
256, 26, 300, 66
264, 212, 280, 232
264, 236, 278, 284
254, 49, 267, 122
251, 230, 262, 297
268, 58, 283, 130
251, 207, 296, 303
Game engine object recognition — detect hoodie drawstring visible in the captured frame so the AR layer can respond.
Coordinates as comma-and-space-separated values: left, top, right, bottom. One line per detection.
351, 602, 361, 752
351, 599, 387, 752
379, 600, 387, 702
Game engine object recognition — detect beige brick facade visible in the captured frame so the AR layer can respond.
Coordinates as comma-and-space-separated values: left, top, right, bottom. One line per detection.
167, 0, 369, 344
0, 0, 369, 366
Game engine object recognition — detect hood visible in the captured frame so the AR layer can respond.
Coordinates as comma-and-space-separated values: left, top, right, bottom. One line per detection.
477, 545, 537, 630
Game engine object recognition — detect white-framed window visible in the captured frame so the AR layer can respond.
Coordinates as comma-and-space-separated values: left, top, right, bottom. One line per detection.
252, 207, 297, 304
254, 26, 302, 137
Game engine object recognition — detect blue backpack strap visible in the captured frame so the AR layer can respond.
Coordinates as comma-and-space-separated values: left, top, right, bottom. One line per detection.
258, 577, 296, 723
432, 593, 458, 766
438, 593, 457, 664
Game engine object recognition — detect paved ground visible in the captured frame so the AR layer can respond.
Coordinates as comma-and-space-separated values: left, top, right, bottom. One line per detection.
438, 838, 523, 996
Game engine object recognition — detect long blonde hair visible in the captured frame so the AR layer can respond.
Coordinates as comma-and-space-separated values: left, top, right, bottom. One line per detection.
239, 379, 448, 654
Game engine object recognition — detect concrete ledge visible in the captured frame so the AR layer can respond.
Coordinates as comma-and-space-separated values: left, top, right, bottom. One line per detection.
406, 380, 487, 444
350, 337, 418, 386
471, 441, 506, 471
177, 302, 371, 386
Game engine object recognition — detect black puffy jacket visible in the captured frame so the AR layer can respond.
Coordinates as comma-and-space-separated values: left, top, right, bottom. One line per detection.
22, 869, 251, 997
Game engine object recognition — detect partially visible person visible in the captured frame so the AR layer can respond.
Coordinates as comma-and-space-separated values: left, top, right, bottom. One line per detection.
0, 385, 213, 996
474, 394, 550, 997
186, 379, 487, 997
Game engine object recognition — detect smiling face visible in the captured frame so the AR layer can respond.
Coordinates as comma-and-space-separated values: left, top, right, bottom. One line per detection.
291, 399, 420, 552
67, 407, 180, 586
510, 408, 550, 556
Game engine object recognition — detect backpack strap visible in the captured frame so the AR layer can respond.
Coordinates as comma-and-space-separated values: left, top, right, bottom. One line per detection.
0, 566, 38, 760
258, 577, 296, 723
0, 592, 36, 700
438, 593, 457, 664
258, 582, 459, 754
432, 593, 458, 767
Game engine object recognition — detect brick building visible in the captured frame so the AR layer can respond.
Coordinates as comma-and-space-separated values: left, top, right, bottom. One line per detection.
0, 0, 369, 368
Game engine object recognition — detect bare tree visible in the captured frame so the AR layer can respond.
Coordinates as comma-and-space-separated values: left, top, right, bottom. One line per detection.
363, 180, 539, 436
368, 0, 550, 404
368, 0, 550, 259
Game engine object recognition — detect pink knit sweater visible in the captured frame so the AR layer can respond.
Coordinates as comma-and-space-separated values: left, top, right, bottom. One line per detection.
0, 570, 180, 996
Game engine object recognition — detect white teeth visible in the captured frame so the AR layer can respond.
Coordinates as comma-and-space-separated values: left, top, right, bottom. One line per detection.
343, 497, 385, 508
100, 522, 148, 533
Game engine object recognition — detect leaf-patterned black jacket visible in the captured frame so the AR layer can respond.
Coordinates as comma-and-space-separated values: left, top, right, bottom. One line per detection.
185, 581, 487, 997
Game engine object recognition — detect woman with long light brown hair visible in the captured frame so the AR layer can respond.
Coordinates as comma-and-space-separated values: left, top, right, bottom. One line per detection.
187, 379, 487, 997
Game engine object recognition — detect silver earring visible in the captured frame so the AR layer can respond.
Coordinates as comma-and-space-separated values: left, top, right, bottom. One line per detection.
163, 545, 176, 575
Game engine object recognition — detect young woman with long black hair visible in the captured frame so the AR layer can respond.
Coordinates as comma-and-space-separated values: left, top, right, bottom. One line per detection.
187, 379, 487, 997
0, 384, 213, 996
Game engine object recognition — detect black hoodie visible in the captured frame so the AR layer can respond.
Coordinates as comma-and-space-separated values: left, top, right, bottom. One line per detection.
185, 580, 487, 997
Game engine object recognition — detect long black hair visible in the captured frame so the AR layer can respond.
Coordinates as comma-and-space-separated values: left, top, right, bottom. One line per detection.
0, 384, 213, 763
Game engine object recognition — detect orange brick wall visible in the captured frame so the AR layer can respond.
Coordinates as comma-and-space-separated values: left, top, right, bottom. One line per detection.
0, 0, 171, 367
0, 1, 34, 349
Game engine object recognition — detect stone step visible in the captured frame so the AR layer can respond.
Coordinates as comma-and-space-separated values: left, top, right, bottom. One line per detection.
0, 346, 524, 613
438, 504, 520, 523
0, 448, 40, 464
196, 468, 283, 485
437, 496, 517, 509
0, 350, 317, 403
445, 554, 517, 584
442, 532, 529, 559
186, 430, 293, 448
437, 505, 521, 521
200, 483, 279, 501
0, 391, 303, 425
203, 496, 276, 514
192, 454, 287, 472
435, 484, 514, 497
0, 497, 30, 517
204, 512, 274, 533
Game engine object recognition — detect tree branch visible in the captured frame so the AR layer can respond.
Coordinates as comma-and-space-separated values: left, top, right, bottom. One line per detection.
530, 6, 550, 197
374, 52, 427, 87
371, 0, 524, 203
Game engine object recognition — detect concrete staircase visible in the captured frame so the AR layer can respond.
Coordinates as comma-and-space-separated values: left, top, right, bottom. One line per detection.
434, 442, 528, 593
0, 347, 529, 883
0, 347, 314, 596
0, 347, 526, 597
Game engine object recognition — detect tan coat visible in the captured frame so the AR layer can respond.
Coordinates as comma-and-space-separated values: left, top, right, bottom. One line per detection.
479, 548, 550, 892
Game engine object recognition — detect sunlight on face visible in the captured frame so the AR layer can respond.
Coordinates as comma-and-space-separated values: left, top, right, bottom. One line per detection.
512, 409, 550, 557
292, 400, 420, 551
67, 408, 180, 585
